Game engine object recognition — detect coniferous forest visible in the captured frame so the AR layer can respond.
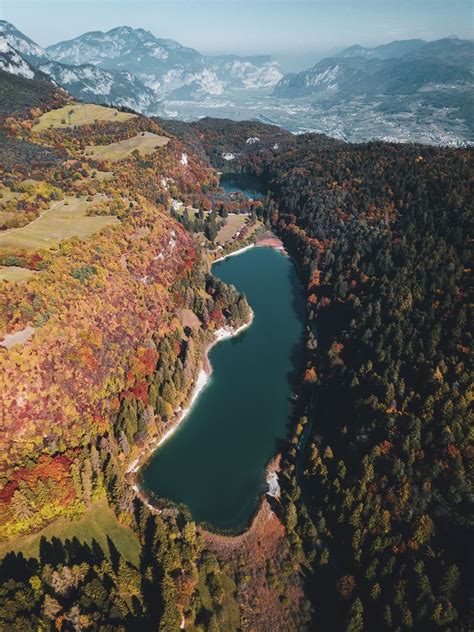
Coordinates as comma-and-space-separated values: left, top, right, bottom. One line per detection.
265, 137, 473, 630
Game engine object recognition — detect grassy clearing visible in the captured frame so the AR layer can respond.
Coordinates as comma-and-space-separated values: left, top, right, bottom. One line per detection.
0, 266, 37, 282
246, 219, 263, 238
0, 500, 141, 567
84, 132, 169, 162
33, 103, 136, 131
0, 195, 119, 251
0, 324, 35, 349
92, 170, 115, 181
0, 187, 21, 205
216, 214, 247, 245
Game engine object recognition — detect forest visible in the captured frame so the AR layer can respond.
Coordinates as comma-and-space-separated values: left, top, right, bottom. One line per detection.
0, 71, 472, 630
264, 135, 471, 631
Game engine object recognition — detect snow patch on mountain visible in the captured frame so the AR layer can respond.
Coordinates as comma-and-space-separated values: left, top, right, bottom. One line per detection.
307, 65, 339, 89
0, 20, 47, 63
210, 57, 283, 89
0, 35, 35, 79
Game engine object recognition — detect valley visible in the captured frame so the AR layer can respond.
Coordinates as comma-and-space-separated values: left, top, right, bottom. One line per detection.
164, 88, 471, 146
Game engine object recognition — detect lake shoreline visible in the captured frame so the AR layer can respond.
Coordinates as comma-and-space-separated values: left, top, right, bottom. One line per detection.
211, 234, 287, 265
201, 454, 282, 543
126, 308, 255, 507
211, 242, 255, 264
128, 238, 290, 531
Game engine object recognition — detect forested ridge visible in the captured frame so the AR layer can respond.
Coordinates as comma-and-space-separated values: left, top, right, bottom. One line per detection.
269, 139, 472, 631
1, 257, 252, 631
0, 79, 257, 630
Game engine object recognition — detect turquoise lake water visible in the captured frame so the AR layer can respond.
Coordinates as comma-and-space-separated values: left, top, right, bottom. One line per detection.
219, 172, 265, 199
141, 246, 305, 531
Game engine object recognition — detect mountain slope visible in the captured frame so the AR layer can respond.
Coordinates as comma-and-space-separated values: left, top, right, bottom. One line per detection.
0, 65, 65, 116
0, 34, 44, 81
205, 54, 283, 89
0, 19, 46, 65
273, 38, 474, 98
37, 60, 162, 113
407, 37, 474, 70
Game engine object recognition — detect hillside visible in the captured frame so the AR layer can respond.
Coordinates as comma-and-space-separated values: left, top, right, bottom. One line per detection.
0, 66, 312, 628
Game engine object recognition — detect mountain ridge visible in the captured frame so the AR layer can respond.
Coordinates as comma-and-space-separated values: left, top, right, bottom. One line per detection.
46, 25, 284, 96
273, 37, 474, 98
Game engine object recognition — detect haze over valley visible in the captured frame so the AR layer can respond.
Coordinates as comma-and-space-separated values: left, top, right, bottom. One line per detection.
1, 20, 472, 145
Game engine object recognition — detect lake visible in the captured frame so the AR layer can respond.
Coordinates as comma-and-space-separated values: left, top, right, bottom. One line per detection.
220, 172, 266, 199
140, 246, 305, 531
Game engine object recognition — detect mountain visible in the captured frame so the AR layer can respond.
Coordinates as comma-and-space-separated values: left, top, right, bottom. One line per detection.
273, 56, 386, 98
0, 20, 45, 66
46, 26, 283, 98
0, 37, 66, 116
205, 54, 283, 89
0, 21, 163, 114
407, 37, 474, 69
273, 37, 474, 98
1, 22, 471, 145
337, 39, 426, 60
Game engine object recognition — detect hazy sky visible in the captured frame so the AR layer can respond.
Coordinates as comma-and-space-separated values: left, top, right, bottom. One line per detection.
2, 0, 473, 70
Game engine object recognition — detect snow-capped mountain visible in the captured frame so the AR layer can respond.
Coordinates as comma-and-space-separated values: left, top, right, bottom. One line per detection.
0, 20, 46, 65
273, 57, 384, 97
38, 61, 162, 113
1, 21, 283, 112
46, 26, 283, 97
0, 21, 163, 114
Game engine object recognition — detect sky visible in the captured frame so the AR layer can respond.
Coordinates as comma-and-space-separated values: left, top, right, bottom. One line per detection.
2, 0, 473, 71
